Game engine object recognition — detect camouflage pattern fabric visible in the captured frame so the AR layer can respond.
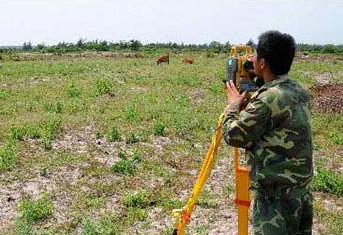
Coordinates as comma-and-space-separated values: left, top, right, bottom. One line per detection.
253, 189, 313, 235
223, 74, 313, 234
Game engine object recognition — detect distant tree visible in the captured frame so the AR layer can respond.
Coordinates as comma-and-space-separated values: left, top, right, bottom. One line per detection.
36, 44, 45, 50
209, 41, 223, 53
224, 41, 231, 52
129, 40, 142, 51
22, 41, 32, 51
76, 38, 86, 49
246, 39, 256, 48
321, 44, 336, 54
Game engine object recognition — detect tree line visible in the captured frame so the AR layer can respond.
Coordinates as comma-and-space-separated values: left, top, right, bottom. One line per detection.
0, 39, 342, 54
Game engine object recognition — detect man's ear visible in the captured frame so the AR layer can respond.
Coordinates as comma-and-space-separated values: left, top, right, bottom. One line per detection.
260, 58, 266, 70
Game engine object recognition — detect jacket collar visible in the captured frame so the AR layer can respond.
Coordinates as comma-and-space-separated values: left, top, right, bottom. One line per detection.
262, 74, 289, 89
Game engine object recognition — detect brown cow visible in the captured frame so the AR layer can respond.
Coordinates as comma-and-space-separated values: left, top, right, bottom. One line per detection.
156, 54, 169, 65
182, 58, 194, 64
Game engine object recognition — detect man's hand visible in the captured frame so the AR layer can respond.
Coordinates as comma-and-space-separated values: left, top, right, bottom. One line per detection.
225, 80, 248, 112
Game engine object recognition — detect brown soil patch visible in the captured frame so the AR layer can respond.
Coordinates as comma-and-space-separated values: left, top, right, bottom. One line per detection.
5, 52, 145, 62
310, 84, 343, 113
295, 53, 343, 63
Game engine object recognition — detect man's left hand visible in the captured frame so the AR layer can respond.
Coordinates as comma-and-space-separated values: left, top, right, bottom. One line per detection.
225, 80, 248, 112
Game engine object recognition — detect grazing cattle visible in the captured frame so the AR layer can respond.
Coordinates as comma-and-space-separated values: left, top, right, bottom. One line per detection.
182, 58, 194, 64
156, 54, 169, 65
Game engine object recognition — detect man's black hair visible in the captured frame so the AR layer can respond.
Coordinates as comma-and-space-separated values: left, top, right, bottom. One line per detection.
256, 30, 296, 75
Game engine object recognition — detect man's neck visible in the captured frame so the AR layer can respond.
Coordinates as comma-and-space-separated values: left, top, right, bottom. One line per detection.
263, 71, 278, 83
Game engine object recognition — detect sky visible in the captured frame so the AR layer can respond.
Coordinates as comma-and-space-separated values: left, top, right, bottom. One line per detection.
0, 0, 342, 46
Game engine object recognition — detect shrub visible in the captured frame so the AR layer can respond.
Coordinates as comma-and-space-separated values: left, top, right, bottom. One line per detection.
41, 117, 62, 150
66, 83, 81, 97
94, 78, 113, 96
123, 190, 149, 208
107, 126, 120, 142
14, 217, 33, 235
82, 214, 119, 235
111, 159, 136, 175
328, 131, 343, 145
18, 193, 54, 222
24, 124, 41, 139
9, 125, 26, 141
0, 142, 18, 171
124, 106, 139, 122
126, 207, 147, 225
44, 100, 63, 113
313, 167, 343, 197
111, 151, 142, 175
153, 122, 167, 136
9, 124, 41, 141
125, 133, 140, 144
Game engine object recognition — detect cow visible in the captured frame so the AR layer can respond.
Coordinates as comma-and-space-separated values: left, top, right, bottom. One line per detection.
156, 54, 169, 65
182, 58, 194, 64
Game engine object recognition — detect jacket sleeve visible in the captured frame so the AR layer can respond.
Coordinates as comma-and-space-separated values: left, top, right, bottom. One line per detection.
223, 98, 271, 148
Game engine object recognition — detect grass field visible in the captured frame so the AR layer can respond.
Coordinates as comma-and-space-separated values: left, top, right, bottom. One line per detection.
0, 52, 342, 235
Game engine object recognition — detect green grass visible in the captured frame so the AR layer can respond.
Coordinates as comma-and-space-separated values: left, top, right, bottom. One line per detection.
123, 190, 150, 208
18, 193, 54, 222
313, 166, 343, 196
107, 126, 121, 142
82, 214, 119, 235
197, 190, 219, 208
110, 151, 142, 175
0, 52, 342, 234
0, 141, 18, 171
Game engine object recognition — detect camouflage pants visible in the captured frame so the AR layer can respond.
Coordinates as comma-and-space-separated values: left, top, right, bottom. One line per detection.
253, 190, 313, 235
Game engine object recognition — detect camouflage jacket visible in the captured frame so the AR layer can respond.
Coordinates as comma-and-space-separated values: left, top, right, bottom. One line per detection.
223, 74, 313, 197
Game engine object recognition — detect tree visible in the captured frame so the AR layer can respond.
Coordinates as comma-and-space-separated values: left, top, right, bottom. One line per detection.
76, 38, 85, 49
209, 41, 223, 53
22, 41, 32, 51
246, 39, 255, 48
36, 44, 45, 50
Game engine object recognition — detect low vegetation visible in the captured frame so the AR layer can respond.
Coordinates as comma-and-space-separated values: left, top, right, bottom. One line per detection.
0, 50, 342, 234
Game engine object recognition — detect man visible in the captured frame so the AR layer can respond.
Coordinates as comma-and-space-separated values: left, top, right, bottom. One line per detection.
223, 30, 313, 235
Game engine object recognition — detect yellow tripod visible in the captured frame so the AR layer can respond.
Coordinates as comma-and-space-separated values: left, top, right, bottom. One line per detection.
171, 112, 250, 235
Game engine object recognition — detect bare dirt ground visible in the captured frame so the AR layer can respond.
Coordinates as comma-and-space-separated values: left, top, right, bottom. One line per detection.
295, 53, 343, 63
3, 52, 145, 61
310, 84, 343, 113
0, 126, 334, 234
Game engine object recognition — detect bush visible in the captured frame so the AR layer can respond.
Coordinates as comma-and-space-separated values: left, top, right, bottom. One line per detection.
107, 126, 120, 142
94, 78, 113, 96
123, 190, 149, 208
24, 124, 41, 139
66, 83, 81, 97
153, 122, 167, 136
125, 133, 140, 144
328, 131, 343, 145
14, 217, 33, 235
44, 100, 63, 113
18, 193, 54, 222
111, 151, 141, 175
82, 214, 119, 235
9, 125, 26, 141
0, 142, 18, 171
9, 124, 41, 141
124, 105, 139, 122
126, 207, 147, 225
313, 167, 343, 197
111, 159, 136, 175
41, 117, 62, 150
